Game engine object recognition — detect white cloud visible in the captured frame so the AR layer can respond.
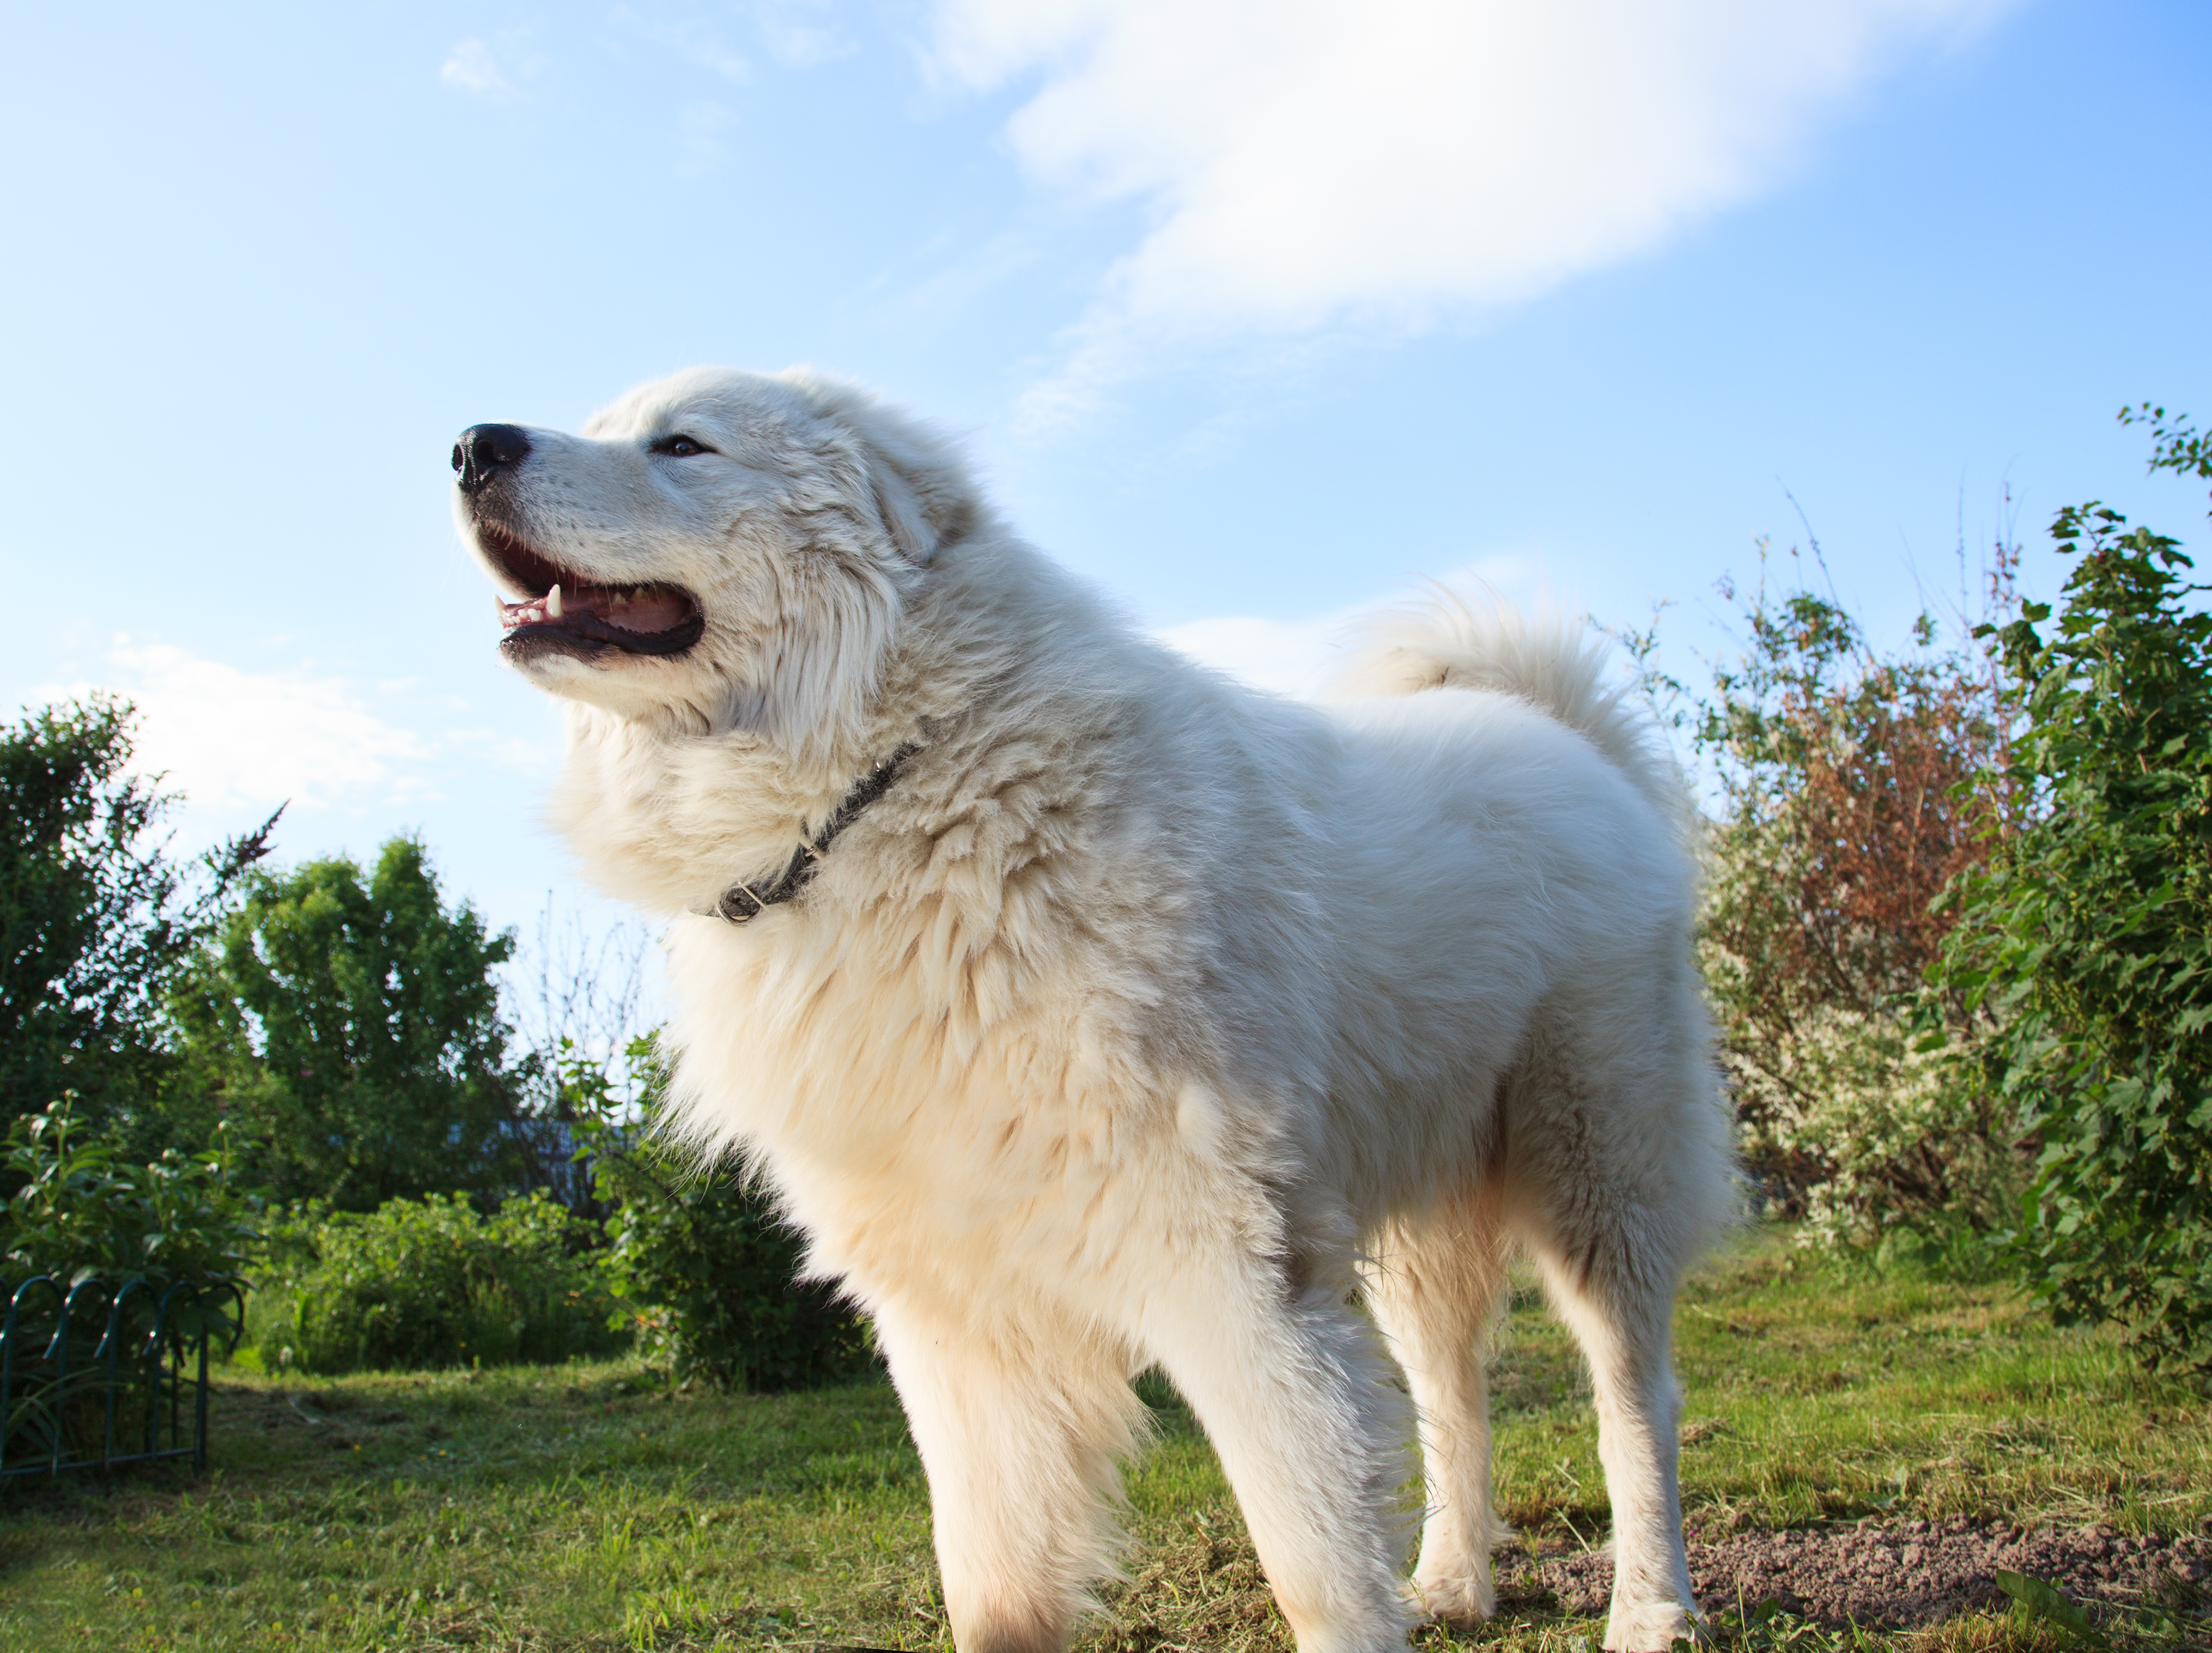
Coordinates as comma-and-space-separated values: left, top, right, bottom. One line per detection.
929, 0, 2014, 416
439, 33, 551, 100
896, 230, 1044, 322
43, 640, 432, 815
754, 0, 856, 66
677, 101, 735, 175
619, 6, 754, 82
439, 38, 514, 97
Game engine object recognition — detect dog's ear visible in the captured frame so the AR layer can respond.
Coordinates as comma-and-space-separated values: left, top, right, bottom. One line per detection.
870, 461, 937, 567
849, 405, 976, 568
783, 370, 977, 567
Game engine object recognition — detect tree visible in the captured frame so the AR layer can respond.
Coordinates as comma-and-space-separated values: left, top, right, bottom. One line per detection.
0, 696, 272, 1145
1938, 410, 2212, 1372
175, 837, 530, 1210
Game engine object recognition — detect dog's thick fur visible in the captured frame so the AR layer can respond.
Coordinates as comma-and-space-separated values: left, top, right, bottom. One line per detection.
457, 367, 1735, 1653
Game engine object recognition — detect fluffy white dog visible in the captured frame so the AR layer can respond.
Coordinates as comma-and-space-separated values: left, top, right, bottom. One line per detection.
453, 368, 1734, 1653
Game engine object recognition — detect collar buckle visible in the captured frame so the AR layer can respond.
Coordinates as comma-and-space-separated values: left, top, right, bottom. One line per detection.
705, 742, 921, 925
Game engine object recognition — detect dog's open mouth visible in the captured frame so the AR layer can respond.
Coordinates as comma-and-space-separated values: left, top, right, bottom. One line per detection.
477, 523, 705, 658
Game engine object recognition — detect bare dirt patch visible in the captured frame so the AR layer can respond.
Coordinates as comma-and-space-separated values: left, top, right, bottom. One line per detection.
1524, 1519, 2212, 1631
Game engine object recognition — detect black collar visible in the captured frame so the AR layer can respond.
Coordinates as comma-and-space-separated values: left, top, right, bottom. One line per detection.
708, 742, 922, 924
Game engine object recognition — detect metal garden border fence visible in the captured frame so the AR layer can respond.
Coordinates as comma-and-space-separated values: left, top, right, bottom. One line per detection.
0, 1275, 242, 1483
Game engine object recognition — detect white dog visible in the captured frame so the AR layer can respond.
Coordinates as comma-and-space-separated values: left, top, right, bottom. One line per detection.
453, 368, 1733, 1653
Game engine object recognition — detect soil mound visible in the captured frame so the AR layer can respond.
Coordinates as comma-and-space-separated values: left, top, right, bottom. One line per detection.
1520, 1519, 2210, 1630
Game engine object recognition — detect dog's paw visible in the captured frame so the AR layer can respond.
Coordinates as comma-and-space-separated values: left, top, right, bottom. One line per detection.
1602, 1599, 1706, 1652
1413, 1568, 1496, 1624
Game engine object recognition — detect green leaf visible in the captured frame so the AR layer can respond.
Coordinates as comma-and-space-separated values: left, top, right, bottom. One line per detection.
1993, 1570, 2106, 1645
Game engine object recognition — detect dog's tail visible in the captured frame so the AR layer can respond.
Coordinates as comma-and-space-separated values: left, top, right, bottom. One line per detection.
1327, 586, 1689, 831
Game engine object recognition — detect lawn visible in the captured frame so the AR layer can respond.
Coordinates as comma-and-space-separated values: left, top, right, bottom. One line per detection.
1, 1227, 2205, 1652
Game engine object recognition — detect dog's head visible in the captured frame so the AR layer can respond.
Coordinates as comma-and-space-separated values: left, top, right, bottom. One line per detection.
453, 367, 974, 748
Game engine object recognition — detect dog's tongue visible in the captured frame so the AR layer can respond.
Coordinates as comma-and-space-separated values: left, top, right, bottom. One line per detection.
499, 583, 691, 633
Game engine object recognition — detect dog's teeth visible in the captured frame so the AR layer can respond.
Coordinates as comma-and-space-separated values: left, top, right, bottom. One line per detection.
547, 583, 563, 619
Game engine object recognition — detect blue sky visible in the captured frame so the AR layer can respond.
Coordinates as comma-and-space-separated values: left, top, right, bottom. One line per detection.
4, 0, 2208, 971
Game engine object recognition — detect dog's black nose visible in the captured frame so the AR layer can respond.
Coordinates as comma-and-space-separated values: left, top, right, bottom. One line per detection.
452, 423, 532, 493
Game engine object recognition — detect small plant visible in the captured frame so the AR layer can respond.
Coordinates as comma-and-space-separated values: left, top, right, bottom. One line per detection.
2, 1093, 257, 1313
2, 1094, 255, 1467
254, 1190, 621, 1374
1993, 1571, 2107, 1647
580, 1036, 873, 1393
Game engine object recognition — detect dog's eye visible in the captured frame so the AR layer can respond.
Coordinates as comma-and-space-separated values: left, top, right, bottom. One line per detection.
652, 435, 711, 458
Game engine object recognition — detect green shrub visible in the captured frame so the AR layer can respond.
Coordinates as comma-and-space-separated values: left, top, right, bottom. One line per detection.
2, 1094, 255, 1325
580, 1038, 872, 1393
595, 1152, 873, 1392
2, 1095, 257, 1463
1938, 472, 2212, 1373
254, 1191, 621, 1374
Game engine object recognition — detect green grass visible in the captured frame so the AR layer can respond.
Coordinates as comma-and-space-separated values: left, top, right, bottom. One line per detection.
1, 1226, 2203, 1652
1499, 1237, 2211, 1540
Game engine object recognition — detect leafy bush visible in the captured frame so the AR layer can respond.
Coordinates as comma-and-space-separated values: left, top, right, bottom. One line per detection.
1938, 442, 2212, 1372
581, 1038, 872, 1392
2, 1094, 256, 1322
254, 1190, 621, 1374
1673, 548, 2023, 1243
2, 1094, 257, 1463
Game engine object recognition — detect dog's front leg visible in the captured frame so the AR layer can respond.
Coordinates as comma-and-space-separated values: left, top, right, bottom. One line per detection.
871, 1300, 1145, 1653
1144, 1251, 1420, 1653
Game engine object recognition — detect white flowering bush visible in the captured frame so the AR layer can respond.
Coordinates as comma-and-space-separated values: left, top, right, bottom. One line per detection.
1716, 998, 2019, 1250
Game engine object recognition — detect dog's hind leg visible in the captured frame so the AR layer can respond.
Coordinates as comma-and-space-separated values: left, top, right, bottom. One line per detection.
1527, 1226, 1699, 1653
1508, 1018, 1725, 1652
870, 1301, 1145, 1653
1145, 1245, 1418, 1653
1365, 1184, 1511, 1624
